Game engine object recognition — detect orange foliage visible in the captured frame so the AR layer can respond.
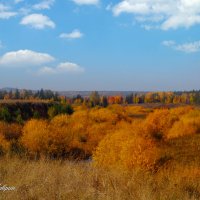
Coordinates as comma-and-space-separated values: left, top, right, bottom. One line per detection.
0, 121, 22, 140
21, 119, 49, 155
93, 129, 133, 168
2, 104, 200, 170
120, 137, 158, 170
93, 122, 158, 170
167, 110, 200, 139
144, 109, 178, 139
107, 96, 123, 104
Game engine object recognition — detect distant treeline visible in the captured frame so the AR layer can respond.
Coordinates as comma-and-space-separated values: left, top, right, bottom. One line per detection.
1, 89, 200, 106
71, 91, 200, 106
0, 89, 59, 101
124, 91, 200, 104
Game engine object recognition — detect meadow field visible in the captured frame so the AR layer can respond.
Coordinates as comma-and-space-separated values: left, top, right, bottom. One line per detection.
1, 102, 200, 199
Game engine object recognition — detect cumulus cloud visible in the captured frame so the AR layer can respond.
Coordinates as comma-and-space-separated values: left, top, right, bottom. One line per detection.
39, 62, 85, 75
20, 14, 55, 29
0, 3, 17, 19
112, 0, 200, 30
162, 40, 200, 53
59, 30, 83, 39
72, 0, 99, 6
33, 0, 55, 10
0, 49, 55, 67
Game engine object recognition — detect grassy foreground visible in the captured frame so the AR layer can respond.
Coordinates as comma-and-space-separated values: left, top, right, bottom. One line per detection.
1, 157, 200, 200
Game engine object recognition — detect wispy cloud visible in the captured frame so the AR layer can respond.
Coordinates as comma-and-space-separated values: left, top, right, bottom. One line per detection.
0, 3, 17, 19
72, 0, 99, 6
162, 40, 200, 53
20, 14, 55, 29
32, 0, 55, 10
39, 62, 85, 75
112, 0, 200, 30
59, 30, 83, 39
0, 49, 55, 67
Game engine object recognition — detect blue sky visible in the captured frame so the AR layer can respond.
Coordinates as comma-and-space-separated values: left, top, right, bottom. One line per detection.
0, 0, 200, 91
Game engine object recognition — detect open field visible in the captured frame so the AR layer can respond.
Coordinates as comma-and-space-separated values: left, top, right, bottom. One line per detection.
1, 104, 200, 199
1, 157, 200, 200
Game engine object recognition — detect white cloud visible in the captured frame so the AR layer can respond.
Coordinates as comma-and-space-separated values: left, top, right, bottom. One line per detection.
59, 30, 83, 39
57, 62, 84, 72
0, 50, 55, 67
162, 40, 200, 53
39, 62, 85, 75
20, 14, 55, 29
0, 3, 17, 19
112, 0, 200, 30
72, 0, 99, 6
33, 0, 55, 10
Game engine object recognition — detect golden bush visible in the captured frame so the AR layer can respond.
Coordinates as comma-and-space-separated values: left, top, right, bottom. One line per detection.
125, 106, 151, 119
93, 129, 133, 168
48, 114, 74, 156
120, 137, 158, 170
167, 110, 200, 139
170, 106, 193, 116
89, 107, 118, 123
108, 105, 131, 122
93, 124, 158, 171
144, 109, 178, 139
21, 119, 49, 155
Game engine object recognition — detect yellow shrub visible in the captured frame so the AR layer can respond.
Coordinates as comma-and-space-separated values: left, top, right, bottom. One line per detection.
120, 137, 158, 170
48, 115, 74, 156
93, 129, 133, 168
21, 119, 49, 154
89, 108, 118, 123
108, 105, 131, 122
167, 110, 200, 139
144, 109, 178, 139
125, 106, 151, 119
71, 110, 90, 132
93, 125, 158, 171
170, 106, 193, 116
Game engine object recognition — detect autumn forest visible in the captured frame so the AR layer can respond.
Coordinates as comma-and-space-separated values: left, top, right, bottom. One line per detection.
0, 89, 200, 199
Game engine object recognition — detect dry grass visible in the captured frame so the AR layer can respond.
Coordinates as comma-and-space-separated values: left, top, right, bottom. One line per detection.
0, 157, 200, 200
